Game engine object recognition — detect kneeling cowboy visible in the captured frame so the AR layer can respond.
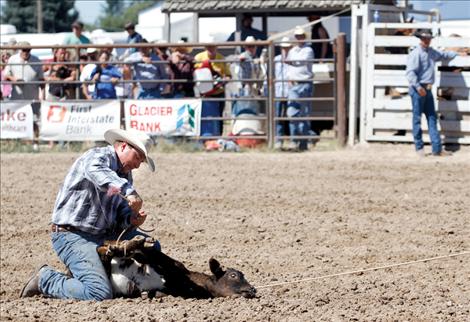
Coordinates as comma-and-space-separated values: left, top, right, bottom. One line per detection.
20, 129, 159, 301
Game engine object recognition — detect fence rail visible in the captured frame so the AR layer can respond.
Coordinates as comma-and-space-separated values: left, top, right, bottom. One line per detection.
1, 37, 346, 148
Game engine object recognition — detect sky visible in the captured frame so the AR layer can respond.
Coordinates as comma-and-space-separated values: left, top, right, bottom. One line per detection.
75, 0, 106, 25
73, 0, 469, 24
1, 0, 469, 26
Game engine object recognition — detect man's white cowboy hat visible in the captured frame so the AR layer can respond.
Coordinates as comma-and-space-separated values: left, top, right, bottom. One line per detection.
245, 36, 256, 43
104, 129, 155, 172
294, 26, 306, 36
280, 36, 291, 48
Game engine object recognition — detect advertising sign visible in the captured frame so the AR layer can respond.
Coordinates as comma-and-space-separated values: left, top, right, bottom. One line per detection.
0, 102, 34, 139
124, 99, 201, 136
40, 100, 121, 141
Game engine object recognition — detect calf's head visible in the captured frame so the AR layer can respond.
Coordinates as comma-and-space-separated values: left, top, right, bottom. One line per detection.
208, 258, 257, 298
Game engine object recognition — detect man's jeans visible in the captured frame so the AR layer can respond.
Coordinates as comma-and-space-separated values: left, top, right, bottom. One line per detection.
287, 83, 314, 150
410, 87, 442, 154
137, 87, 161, 99
275, 101, 288, 142
39, 228, 160, 301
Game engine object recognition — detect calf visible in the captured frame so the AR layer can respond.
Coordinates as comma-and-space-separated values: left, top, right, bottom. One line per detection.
97, 236, 257, 299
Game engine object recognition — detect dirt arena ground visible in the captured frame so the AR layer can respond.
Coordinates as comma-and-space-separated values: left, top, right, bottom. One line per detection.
1, 144, 469, 321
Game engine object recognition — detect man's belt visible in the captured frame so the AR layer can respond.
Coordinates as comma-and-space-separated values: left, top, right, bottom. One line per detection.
51, 224, 78, 233
421, 84, 433, 90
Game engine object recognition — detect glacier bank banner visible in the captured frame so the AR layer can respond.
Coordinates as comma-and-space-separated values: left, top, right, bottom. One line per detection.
124, 99, 201, 136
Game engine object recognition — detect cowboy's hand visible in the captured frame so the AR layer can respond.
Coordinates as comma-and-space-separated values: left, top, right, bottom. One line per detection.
418, 87, 426, 97
127, 194, 143, 213
130, 210, 147, 227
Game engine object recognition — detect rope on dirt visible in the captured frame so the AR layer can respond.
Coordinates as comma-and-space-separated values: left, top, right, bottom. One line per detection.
256, 250, 470, 289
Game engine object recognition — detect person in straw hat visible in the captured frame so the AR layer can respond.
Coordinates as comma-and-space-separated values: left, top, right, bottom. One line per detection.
273, 36, 293, 150
20, 129, 159, 300
284, 26, 315, 151
406, 29, 464, 157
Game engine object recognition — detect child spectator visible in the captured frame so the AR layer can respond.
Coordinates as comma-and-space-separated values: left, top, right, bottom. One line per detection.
90, 51, 122, 99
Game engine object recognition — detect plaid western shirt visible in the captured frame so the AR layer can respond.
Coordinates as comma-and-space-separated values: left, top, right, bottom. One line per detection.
51, 145, 135, 235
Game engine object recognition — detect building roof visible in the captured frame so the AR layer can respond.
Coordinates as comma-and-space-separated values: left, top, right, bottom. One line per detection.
162, 0, 362, 13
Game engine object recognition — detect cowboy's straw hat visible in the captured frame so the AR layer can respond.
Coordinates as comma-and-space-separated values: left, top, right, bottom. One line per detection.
280, 36, 291, 48
104, 129, 155, 172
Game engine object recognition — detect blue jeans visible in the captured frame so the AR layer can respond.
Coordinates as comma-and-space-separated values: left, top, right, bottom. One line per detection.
410, 87, 441, 154
275, 101, 288, 142
39, 228, 160, 300
287, 83, 314, 150
201, 100, 223, 136
138, 87, 161, 99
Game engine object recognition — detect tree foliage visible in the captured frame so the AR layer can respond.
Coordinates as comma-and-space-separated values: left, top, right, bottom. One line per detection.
99, 0, 156, 31
1, 0, 79, 33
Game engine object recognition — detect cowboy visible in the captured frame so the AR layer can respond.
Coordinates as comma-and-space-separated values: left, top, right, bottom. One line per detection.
406, 29, 463, 157
20, 129, 159, 300
285, 27, 315, 151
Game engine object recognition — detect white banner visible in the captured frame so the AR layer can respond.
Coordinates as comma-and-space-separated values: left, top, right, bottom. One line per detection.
0, 102, 34, 139
40, 100, 121, 141
124, 99, 201, 136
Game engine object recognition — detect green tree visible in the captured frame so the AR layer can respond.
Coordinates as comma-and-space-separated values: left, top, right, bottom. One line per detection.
99, 0, 156, 31
1, 0, 79, 33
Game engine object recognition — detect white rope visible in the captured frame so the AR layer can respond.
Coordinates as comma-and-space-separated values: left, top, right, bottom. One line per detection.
268, 7, 351, 41
256, 251, 470, 289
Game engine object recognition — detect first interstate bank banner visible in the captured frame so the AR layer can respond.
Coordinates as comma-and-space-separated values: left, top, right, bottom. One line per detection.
40, 101, 120, 141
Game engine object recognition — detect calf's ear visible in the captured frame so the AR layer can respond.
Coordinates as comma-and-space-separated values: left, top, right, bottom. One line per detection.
209, 258, 225, 278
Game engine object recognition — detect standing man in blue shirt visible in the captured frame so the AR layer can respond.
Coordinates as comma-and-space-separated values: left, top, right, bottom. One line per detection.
406, 29, 462, 156
227, 14, 267, 57
20, 129, 158, 300
124, 39, 167, 99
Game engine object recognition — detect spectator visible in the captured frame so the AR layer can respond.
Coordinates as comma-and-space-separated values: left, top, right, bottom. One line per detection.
19, 128, 158, 301
168, 41, 195, 98
3, 42, 44, 100
235, 36, 262, 97
123, 22, 143, 57
3, 41, 44, 150
80, 48, 98, 100
90, 51, 122, 99
194, 38, 231, 137
285, 27, 315, 151
406, 29, 463, 157
63, 21, 91, 59
124, 40, 166, 99
307, 15, 333, 62
227, 14, 267, 56
273, 37, 292, 150
1, 49, 13, 99
152, 41, 172, 97
45, 48, 77, 100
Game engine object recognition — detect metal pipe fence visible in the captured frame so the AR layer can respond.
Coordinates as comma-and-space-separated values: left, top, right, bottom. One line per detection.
1, 37, 346, 148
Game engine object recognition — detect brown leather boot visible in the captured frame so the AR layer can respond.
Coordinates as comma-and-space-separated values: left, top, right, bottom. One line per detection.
19, 265, 48, 298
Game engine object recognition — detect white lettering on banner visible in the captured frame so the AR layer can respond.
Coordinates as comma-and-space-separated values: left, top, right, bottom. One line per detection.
0, 102, 34, 139
124, 99, 201, 136
40, 101, 120, 141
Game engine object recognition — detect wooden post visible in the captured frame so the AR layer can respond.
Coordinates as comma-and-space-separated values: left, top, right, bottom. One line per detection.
335, 33, 347, 147
37, 0, 43, 33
